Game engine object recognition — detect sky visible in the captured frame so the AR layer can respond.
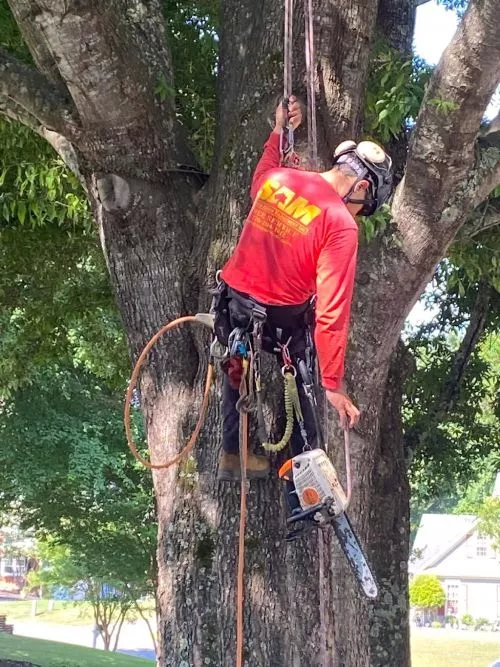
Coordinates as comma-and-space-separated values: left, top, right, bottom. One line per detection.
414, 1, 459, 65
407, 2, 497, 326
414, 1, 498, 117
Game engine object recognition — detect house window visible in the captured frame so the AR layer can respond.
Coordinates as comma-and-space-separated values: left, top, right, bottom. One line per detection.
477, 533, 488, 558
446, 584, 460, 615
1, 558, 13, 575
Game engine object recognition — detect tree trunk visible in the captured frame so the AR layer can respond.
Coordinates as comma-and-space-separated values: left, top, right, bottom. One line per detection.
2, 0, 500, 665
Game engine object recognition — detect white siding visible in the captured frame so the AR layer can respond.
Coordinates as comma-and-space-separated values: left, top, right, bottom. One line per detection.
429, 531, 500, 579
461, 579, 500, 620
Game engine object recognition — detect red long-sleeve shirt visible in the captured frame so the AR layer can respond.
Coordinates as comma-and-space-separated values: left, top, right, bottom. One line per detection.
221, 131, 358, 391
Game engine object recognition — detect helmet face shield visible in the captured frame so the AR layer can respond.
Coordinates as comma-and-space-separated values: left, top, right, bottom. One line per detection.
332, 140, 393, 216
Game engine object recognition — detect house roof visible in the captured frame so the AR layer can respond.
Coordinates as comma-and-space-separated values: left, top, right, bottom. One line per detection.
410, 513, 478, 573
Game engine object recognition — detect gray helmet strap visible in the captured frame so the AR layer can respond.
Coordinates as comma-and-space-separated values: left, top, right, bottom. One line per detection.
341, 172, 371, 207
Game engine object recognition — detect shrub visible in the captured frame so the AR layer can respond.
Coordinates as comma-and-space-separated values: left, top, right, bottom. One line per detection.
409, 575, 446, 609
461, 613, 474, 627
475, 617, 489, 630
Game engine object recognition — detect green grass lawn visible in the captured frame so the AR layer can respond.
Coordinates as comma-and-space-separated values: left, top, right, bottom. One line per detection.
0, 600, 93, 625
2, 616, 498, 666
412, 635, 500, 667
0, 600, 155, 626
0, 632, 152, 667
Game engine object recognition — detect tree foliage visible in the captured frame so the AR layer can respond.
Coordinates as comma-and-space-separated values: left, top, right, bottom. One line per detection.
29, 538, 155, 652
365, 44, 431, 144
0, 363, 155, 565
162, 0, 218, 170
409, 575, 446, 610
405, 261, 500, 520
478, 497, 500, 551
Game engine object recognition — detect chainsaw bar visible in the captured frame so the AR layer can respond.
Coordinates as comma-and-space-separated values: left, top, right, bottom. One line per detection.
331, 511, 378, 599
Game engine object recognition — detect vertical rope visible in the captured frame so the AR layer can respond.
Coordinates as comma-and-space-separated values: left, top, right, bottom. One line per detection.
284, 0, 293, 100
236, 408, 248, 667
236, 357, 251, 667
304, 0, 318, 169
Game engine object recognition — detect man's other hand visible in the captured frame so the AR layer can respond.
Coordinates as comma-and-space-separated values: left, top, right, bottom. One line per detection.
326, 388, 360, 430
273, 95, 303, 134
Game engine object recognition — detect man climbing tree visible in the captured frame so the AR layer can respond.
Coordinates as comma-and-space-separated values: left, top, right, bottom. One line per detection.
217, 95, 392, 482
0, 0, 499, 664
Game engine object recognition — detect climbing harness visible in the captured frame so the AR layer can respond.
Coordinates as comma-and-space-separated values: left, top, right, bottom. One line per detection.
214, 284, 377, 598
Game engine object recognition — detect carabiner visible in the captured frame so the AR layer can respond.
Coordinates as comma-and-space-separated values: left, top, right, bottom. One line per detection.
276, 336, 293, 368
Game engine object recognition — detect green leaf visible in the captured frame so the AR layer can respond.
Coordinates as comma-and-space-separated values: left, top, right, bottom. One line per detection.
377, 108, 390, 122
17, 200, 26, 225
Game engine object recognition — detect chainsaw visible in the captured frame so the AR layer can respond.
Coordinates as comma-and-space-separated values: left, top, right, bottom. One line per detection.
279, 447, 378, 599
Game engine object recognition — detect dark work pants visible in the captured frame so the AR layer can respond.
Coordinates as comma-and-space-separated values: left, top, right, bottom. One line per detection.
221, 293, 318, 458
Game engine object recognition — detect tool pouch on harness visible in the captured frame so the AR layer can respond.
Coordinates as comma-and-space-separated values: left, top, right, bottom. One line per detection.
211, 279, 267, 348
210, 280, 232, 347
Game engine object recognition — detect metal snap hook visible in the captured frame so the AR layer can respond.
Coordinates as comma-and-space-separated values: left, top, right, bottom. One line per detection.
282, 364, 297, 377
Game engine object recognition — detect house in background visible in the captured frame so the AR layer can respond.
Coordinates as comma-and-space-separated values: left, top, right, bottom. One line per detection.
410, 473, 500, 623
0, 525, 37, 593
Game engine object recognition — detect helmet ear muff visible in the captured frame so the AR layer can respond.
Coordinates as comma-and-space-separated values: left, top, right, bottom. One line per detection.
334, 140, 357, 158
356, 141, 387, 165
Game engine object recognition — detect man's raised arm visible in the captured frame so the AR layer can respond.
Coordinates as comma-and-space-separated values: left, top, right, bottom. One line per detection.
250, 96, 302, 200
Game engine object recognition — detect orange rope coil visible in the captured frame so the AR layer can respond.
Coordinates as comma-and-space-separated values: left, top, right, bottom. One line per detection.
124, 315, 215, 470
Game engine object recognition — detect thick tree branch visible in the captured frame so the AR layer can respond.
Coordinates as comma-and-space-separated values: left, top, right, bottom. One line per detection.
6, 0, 68, 87
393, 0, 500, 264
473, 114, 500, 205
472, 150, 500, 207
0, 46, 78, 133
6, 0, 199, 175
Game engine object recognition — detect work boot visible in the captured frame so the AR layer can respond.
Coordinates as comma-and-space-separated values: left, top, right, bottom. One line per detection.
217, 452, 270, 482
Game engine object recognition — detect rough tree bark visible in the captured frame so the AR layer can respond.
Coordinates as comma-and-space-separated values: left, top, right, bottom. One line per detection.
1, 0, 500, 665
